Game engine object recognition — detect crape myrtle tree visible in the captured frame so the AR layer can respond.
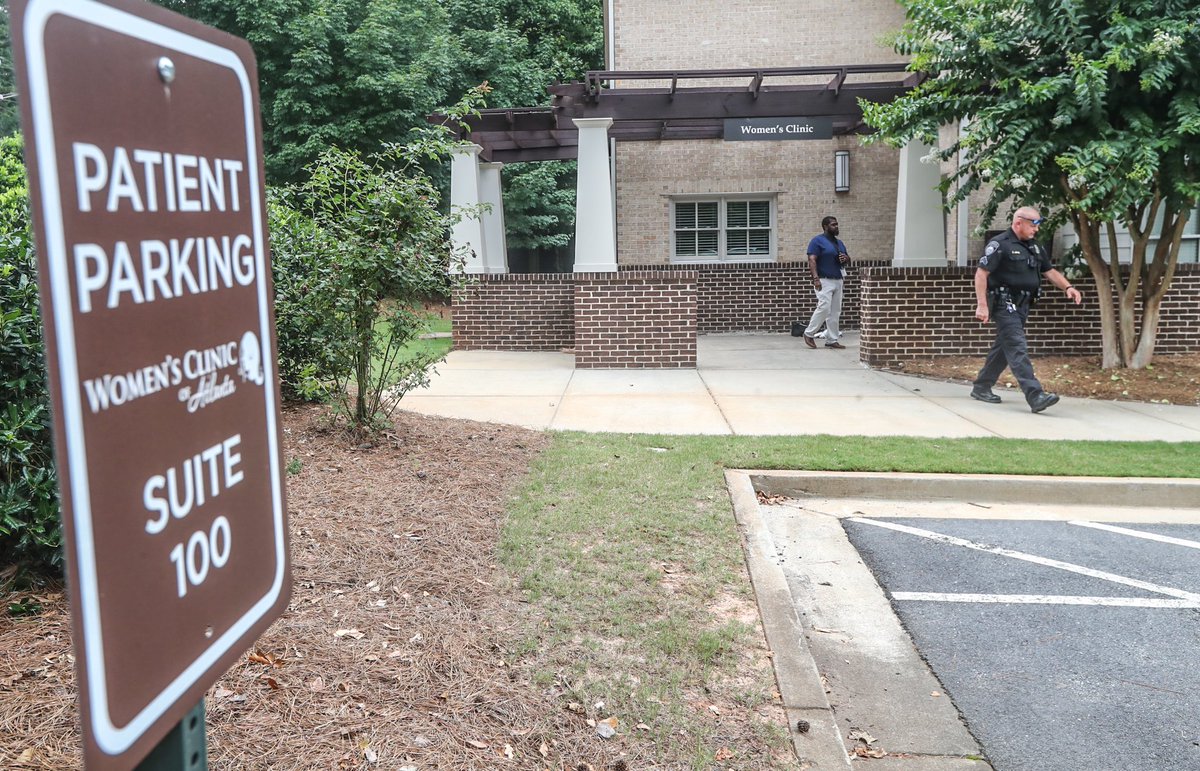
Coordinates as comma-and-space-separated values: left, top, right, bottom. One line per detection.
861, 0, 1200, 369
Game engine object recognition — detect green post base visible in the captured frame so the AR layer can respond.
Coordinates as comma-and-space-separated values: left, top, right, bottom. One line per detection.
134, 700, 207, 771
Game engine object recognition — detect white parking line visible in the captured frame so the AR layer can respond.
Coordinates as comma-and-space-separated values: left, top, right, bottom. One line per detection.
1070, 520, 1200, 549
849, 517, 1200, 604
891, 592, 1200, 608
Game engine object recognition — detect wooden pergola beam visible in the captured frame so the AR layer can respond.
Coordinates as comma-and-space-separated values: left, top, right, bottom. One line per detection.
432, 64, 921, 163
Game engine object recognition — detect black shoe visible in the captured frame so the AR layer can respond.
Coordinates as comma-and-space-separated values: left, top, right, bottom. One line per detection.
1029, 392, 1060, 413
970, 388, 1001, 404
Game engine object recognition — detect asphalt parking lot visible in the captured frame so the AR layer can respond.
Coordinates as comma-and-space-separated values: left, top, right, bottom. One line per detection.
846, 517, 1200, 771
728, 471, 1200, 771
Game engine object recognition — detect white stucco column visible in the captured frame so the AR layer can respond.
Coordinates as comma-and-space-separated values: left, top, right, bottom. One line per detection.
892, 139, 947, 267
478, 162, 508, 274
955, 118, 971, 266
449, 144, 486, 274
572, 117, 617, 273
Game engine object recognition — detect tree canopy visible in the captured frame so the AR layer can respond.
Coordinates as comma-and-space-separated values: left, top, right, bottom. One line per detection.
158, 0, 601, 252
862, 0, 1200, 368
1, 7, 20, 137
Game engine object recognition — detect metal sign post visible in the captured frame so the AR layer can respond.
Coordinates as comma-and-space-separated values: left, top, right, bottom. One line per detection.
133, 701, 206, 771
8, 1, 290, 767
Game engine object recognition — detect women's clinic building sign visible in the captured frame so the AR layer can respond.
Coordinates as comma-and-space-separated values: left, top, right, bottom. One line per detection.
10, 0, 291, 767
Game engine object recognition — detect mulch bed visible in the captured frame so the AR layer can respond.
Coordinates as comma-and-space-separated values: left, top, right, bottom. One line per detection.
2, 407, 637, 770
890, 353, 1200, 406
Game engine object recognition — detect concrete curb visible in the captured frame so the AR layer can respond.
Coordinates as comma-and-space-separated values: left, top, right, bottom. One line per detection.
751, 470, 1200, 508
725, 470, 853, 770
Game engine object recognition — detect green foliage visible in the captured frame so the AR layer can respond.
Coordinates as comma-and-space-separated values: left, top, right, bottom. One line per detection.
501, 161, 576, 251
862, 0, 1200, 367
268, 88, 485, 434
0, 9, 18, 137
161, 0, 602, 253
863, 0, 1200, 225
159, 0, 459, 184
266, 190, 343, 401
0, 133, 61, 573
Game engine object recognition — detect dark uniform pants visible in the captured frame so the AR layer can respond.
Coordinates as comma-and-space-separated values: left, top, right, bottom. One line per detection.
973, 300, 1045, 404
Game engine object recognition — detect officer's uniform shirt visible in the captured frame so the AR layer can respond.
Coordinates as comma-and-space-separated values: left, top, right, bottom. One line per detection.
978, 229, 1052, 294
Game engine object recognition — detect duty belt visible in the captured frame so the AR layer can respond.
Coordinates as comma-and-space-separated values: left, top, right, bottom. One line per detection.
988, 286, 1034, 314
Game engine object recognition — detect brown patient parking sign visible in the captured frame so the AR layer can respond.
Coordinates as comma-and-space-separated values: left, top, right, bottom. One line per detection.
9, 0, 290, 767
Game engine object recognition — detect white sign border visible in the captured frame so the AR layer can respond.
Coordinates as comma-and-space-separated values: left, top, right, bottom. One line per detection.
22, 0, 287, 756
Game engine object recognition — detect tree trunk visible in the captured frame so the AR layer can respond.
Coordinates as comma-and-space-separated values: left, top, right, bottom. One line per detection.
1073, 195, 1187, 370
1072, 212, 1122, 367
353, 301, 372, 430
1127, 208, 1187, 369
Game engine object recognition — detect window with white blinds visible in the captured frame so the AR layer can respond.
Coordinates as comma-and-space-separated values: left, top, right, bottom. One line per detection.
672, 197, 775, 262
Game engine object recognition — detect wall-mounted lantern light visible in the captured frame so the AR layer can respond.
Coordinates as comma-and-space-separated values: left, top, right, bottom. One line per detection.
834, 150, 850, 193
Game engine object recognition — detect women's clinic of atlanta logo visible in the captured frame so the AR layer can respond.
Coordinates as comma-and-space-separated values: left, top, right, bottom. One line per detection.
81, 331, 266, 415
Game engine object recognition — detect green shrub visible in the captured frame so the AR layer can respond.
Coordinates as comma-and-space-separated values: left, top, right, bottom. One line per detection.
0, 133, 61, 574
269, 86, 486, 435
267, 190, 343, 402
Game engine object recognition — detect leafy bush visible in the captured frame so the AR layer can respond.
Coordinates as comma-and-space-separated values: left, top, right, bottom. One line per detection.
267, 190, 343, 402
281, 142, 466, 433
0, 133, 61, 574
268, 87, 487, 434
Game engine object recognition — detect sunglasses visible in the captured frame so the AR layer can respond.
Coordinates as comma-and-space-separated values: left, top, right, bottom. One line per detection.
1018, 215, 1044, 226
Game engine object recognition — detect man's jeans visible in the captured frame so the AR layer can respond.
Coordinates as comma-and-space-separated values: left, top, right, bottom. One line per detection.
805, 278, 843, 343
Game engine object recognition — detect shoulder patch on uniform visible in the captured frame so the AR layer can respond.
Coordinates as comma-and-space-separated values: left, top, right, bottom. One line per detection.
979, 254, 990, 266
984, 240, 1000, 256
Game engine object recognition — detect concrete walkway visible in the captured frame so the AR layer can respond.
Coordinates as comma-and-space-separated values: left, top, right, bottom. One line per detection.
397, 332, 1200, 441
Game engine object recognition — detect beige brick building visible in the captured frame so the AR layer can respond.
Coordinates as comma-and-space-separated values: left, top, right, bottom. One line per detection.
607, 0, 925, 266
449, 1, 1200, 367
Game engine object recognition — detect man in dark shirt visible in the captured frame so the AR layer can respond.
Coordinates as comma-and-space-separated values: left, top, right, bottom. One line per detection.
802, 216, 851, 349
972, 207, 1082, 413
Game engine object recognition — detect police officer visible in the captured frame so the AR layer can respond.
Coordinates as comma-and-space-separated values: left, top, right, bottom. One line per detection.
971, 207, 1083, 413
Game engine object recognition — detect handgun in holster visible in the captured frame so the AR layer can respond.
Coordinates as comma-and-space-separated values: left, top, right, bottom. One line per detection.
987, 286, 1011, 316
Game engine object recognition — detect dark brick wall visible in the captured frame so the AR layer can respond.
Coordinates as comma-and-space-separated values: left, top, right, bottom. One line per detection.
452, 274, 573, 351
620, 261, 889, 332
452, 271, 698, 366
859, 264, 1200, 366
454, 264, 1200, 367
575, 271, 697, 368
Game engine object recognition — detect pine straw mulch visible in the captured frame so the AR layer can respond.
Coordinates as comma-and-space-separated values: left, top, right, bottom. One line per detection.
887, 352, 1200, 406
4, 405, 752, 770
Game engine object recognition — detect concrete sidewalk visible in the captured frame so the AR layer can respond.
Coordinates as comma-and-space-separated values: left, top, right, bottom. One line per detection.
397, 332, 1200, 441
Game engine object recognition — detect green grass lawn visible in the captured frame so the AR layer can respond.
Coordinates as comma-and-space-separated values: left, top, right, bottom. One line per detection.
500, 432, 1199, 767
371, 308, 452, 377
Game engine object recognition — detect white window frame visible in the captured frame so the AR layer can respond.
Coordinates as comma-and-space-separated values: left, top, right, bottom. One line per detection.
1055, 205, 1200, 264
670, 194, 777, 263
